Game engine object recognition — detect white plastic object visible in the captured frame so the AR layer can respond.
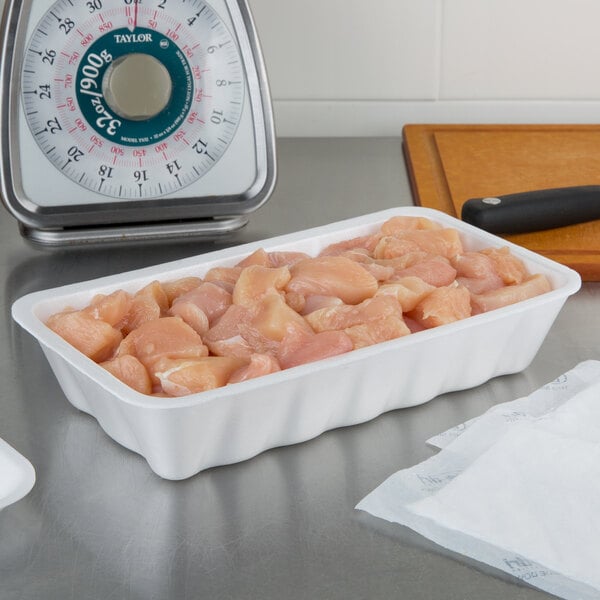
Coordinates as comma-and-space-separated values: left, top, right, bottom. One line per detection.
11, 208, 581, 479
0, 437, 35, 510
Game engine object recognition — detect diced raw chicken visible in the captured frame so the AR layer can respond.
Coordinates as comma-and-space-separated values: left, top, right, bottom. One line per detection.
267, 251, 311, 268
305, 296, 410, 349
373, 229, 462, 260
123, 280, 169, 333
46, 310, 122, 362
100, 355, 152, 395
408, 283, 472, 328
203, 266, 243, 293
203, 305, 255, 359
206, 335, 255, 360
232, 265, 291, 307
376, 276, 436, 312
236, 248, 311, 268
471, 274, 551, 314
228, 353, 282, 384
403, 315, 426, 334
287, 256, 379, 304
306, 296, 404, 332
83, 290, 132, 329
236, 248, 271, 268
161, 277, 202, 305
356, 261, 395, 281
300, 295, 345, 315
373, 235, 421, 259
277, 322, 353, 369
323, 246, 394, 281
380, 215, 442, 234
319, 234, 382, 257
480, 246, 529, 285
155, 356, 246, 396
375, 251, 429, 272
117, 316, 208, 383
169, 281, 232, 335
393, 255, 457, 287
393, 229, 463, 259
285, 291, 345, 315
203, 300, 293, 358
45, 213, 554, 398
168, 302, 209, 336
250, 294, 312, 342
345, 314, 411, 349
451, 252, 505, 294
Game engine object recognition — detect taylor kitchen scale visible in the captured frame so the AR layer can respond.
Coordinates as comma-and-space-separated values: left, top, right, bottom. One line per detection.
0, 0, 276, 246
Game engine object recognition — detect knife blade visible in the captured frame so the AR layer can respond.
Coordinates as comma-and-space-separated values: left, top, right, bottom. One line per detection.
461, 185, 600, 234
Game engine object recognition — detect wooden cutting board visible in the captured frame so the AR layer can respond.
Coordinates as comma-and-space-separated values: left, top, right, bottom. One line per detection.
403, 124, 600, 281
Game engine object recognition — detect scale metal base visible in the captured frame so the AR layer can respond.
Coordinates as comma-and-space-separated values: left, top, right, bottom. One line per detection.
20, 215, 250, 248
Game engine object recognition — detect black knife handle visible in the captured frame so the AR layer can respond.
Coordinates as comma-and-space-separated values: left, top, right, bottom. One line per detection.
461, 185, 600, 234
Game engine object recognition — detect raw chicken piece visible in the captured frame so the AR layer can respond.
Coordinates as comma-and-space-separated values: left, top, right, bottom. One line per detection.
471, 274, 551, 314
287, 256, 378, 304
232, 265, 291, 307
250, 294, 312, 342
306, 296, 404, 332
117, 316, 208, 383
376, 276, 436, 312
236, 248, 311, 268
480, 246, 529, 285
169, 282, 232, 335
319, 233, 382, 257
203, 266, 243, 293
236, 248, 271, 268
168, 302, 209, 336
451, 252, 505, 294
123, 280, 169, 334
83, 289, 132, 329
380, 215, 442, 234
306, 296, 410, 349
277, 322, 353, 369
162, 277, 202, 304
203, 305, 255, 359
300, 295, 345, 315
345, 314, 411, 349
373, 229, 463, 260
267, 251, 311, 268
46, 310, 122, 362
357, 261, 395, 282
100, 355, 152, 395
393, 255, 457, 287
373, 235, 421, 259
403, 315, 426, 334
376, 251, 429, 272
408, 283, 472, 328
392, 229, 463, 259
203, 301, 289, 358
228, 353, 281, 384
155, 356, 246, 396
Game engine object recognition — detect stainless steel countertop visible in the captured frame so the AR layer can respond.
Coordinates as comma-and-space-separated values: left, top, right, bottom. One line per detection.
1, 138, 597, 600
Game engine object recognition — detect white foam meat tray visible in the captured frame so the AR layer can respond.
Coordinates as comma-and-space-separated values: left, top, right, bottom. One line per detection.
0, 437, 35, 510
11, 208, 581, 479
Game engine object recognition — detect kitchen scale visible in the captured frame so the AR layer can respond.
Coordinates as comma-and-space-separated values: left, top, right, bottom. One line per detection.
0, 0, 276, 246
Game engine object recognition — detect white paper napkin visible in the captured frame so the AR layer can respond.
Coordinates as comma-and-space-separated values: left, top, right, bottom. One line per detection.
357, 360, 600, 600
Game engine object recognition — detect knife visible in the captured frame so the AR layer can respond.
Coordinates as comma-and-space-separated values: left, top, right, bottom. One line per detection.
461, 185, 600, 234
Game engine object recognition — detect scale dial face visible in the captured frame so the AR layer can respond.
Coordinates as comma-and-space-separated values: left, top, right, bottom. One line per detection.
20, 0, 246, 200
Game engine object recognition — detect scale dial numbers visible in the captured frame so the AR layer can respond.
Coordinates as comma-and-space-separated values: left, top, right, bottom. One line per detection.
21, 0, 245, 199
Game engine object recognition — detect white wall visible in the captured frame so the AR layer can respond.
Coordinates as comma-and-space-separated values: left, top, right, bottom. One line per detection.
249, 0, 600, 136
